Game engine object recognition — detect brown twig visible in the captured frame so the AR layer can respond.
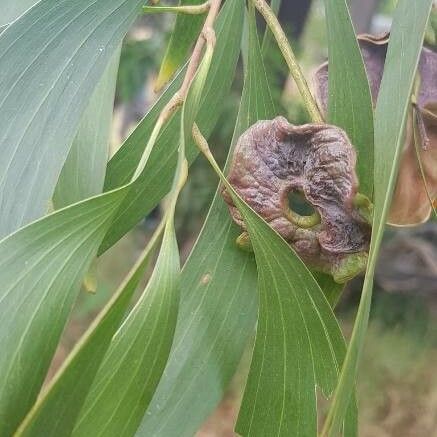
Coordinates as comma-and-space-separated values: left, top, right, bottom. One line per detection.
179, 0, 221, 97
131, 0, 222, 181
143, 1, 211, 15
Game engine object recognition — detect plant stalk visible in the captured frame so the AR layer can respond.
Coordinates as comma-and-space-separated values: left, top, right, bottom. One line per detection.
143, 1, 211, 15
251, 0, 323, 123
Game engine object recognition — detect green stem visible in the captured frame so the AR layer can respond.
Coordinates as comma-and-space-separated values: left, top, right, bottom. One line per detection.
143, 1, 210, 15
251, 0, 323, 123
192, 123, 225, 180
130, 93, 182, 182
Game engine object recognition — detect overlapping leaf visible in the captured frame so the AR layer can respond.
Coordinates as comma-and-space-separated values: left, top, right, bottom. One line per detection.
323, 0, 374, 198
0, 187, 128, 436
13, 35, 213, 435
322, 1, 433, 434
100, 0, 242, 252
53, 48, 120, 208
72, 220, 179, 437
14, 223, 162, 437
0, 0, 144, 238
71, 14, 216, 436
231, 187, 355, 437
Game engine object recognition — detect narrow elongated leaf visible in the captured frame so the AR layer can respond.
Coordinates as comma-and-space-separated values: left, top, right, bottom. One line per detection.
0, 187, 128, 436
137, 6, 274, 436
0, 0, 144, 238
323, 0, 374, 198
100, 0, 242, 252
72, 13, 215, 435
53, 48, 121, 208
72, 222, 179, 437
322, 1, 433, 434
231, 189, 355, 437
154, 0, 206, 91
14, 221, 163, 437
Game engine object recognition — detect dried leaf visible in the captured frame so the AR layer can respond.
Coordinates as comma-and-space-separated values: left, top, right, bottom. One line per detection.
223, 116, 371, 283
315, 33, 437, 225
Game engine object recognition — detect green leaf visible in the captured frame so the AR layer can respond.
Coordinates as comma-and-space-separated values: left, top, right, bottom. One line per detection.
0, 187, 129, 436
72, 221, 179, 437
154, 0, 206, 92
71, 11, 215, 435
322, 1, 433, 434
14, 222, 162, 437
53, 48, 120, 209
136, 7, 275, 436
0, 0, 38, 25
100, 0, 243, 253
323, 0, 374, 198
0, 0, 144, 238
230, 187, 355, 437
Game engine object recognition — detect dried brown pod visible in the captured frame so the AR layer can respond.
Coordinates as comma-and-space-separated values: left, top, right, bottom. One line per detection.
222, 116, 371, 283
315, 33, 437, 226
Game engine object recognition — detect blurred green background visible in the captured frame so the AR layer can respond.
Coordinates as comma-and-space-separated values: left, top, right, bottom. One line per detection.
52, 1, 437, 436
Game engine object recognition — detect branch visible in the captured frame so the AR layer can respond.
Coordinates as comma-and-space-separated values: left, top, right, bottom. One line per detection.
143, 1, 211, 15
131, 0, 222, 181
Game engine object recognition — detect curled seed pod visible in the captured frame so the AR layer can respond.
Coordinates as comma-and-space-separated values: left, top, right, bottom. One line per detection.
222, 116, 371, 283
315, 33, 437, 226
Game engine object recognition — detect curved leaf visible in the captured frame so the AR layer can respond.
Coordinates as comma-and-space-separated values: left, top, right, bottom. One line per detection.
0, 0, 144, 238
72, 222, 179, 437
14, 224, 160, 437
0, 187, 129, 436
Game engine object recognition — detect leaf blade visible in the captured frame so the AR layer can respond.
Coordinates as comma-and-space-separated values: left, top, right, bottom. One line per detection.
232, 191, 354, 437
71, 9, 216, 434
71, 222, 180, 437
0, 0, 144, 238
323, 0, 374, 198
0, 187, 129, 436
14, 218, 162, 437
53, 48, 120, 208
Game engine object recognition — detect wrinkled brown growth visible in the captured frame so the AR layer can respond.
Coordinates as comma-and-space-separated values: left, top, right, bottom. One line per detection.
223, 116, 371, 281
315, 33, 437, 226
